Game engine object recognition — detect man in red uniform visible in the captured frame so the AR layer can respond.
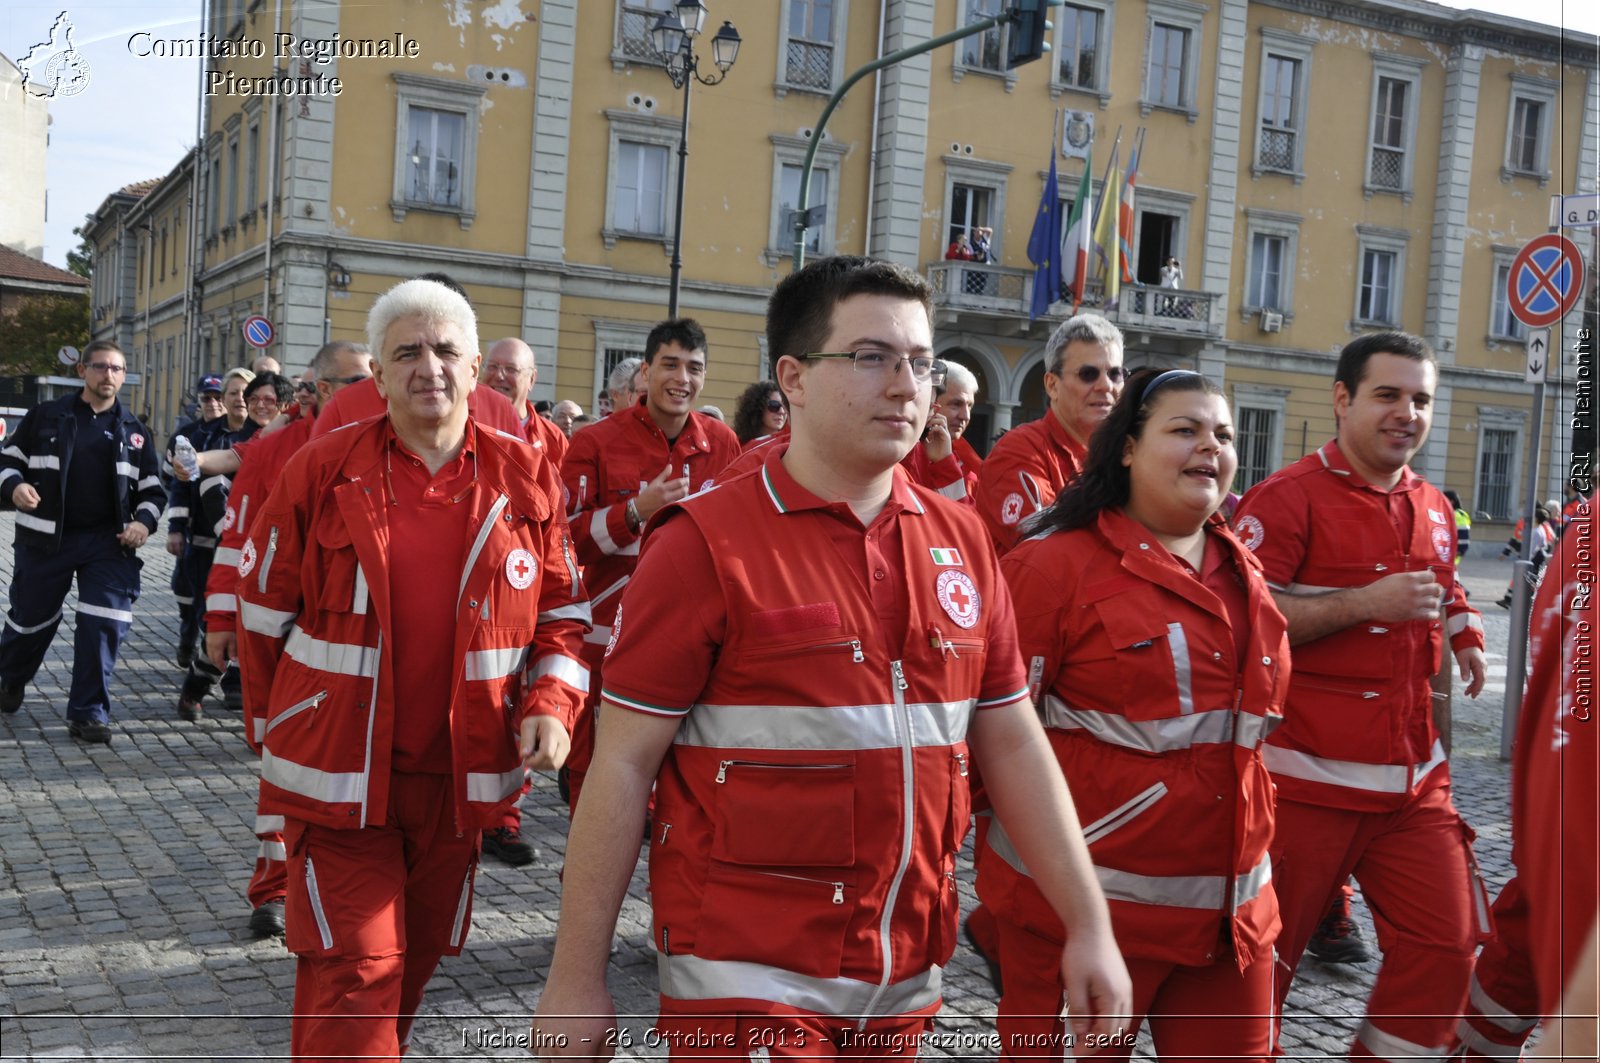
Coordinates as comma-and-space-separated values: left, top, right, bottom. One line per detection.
483, 336, 568, 465
202, 340, 372, 940
973, 314, 1124, 552
235, 279, 589, 1059
1232, 331, 1489, 1061
557, 319, 740, 812
901, 360, 983, 504
534, 255, 1130, 1059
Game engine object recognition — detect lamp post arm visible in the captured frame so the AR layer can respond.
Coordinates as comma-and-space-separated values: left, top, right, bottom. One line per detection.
791, 11, 1015, 269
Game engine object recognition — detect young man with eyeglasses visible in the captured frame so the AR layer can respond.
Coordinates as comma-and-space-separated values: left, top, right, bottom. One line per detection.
0, 342, 165, 744
557, 318, 740, 814
974, 314, 1125, 552
535, 256, 1129, 1059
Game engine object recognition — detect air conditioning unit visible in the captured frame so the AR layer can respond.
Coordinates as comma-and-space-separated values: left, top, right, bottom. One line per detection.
1259, 310, 1284, 333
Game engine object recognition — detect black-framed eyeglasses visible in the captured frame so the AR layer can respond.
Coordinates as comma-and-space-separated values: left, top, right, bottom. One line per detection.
802, 349, 947, 387
1066, 365, 1126, 385
293, 381, 317, 393
84, 362, 126, 374
764, 400, 785, 413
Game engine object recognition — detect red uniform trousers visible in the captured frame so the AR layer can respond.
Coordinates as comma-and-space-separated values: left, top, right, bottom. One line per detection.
991, 914, 1273, 1062
248, 810, 288, 908
285, 773, 480, 1062
1270, 786, 1491, 1060
1455, 877, 1538, 1060
655, 998, 930, 1061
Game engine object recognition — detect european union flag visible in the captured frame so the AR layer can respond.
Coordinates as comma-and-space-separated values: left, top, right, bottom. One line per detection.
1027, 150, 1063, 321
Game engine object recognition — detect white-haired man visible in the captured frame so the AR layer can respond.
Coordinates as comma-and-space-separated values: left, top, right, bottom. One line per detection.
236, 278, 590, 1057
902, 359, 984, 503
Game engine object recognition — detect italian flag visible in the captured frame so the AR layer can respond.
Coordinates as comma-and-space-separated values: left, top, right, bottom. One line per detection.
929, 547, 964, 567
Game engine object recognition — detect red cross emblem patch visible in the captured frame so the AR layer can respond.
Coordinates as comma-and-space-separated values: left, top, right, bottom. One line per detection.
936, 570, 981, 629
505, 548, 536, 590
1431, 525, 1454, 564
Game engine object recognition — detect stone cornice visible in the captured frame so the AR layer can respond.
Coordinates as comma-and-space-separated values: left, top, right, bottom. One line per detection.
1252, 0, 1597, 68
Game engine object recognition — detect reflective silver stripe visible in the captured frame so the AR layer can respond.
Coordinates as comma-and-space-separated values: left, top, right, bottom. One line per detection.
174, 592, 195, 606
191, 535, 218, 548
258, 839, 287, 862
117, 461, 140, 479
1167, 623, 1193, 715
6, 608, 63, 634
240, 601, 297, 637
618, 538, 641, 557
1080, 782, 1168, 845
1042, 695, 1268, 753
352, 564, 369, 615
28, 454, 61, 470
1264, 739, 1446, 794
582, 625, 613, 646
213, 546, 242, 568
538, 601, 593, 626
937, 480, 966, 501
1, 444, 24, 460
590, 506, 621, 555
591, 575, 630, 607
531, 654, 591, 693
1448, 612, 1485, 636
259, 527, 279, 593
137, 475, 162, 492
304, 854, 334, 949
1467, 971, 1537, 1033
205, 593, 237, 614
260, 748, 365, 805
1096, 853, 1272, 912
0, 468, 21, 488
16, 512, 55, 534
464, 645, 529, 682
658, 953, 941, 1016
1451, 1021, 1527, 1061
449, 866, 474, 948
255, 814, 286, 833
200, 473, 230, 494
137, 500, 162, 522
167, 506, 191, 521
465, 767, 524, 803
252, 717, 266, 744
675, 699, 975, 751
78, 603, 135, 624
459, 494, 509, 609
1356, 1019, 1451, 1061
285, 625, 379, 678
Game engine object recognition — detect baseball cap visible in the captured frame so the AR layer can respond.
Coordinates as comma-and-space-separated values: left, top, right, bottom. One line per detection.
197, 374, 224, 394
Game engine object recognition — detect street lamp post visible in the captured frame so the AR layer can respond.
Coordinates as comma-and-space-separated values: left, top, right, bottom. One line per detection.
650, 0, 740, 319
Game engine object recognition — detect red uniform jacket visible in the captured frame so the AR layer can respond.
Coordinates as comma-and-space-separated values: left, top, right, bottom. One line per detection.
603, 455, 1028, 1017
234, 418, 591, 832
1233, 441, 1485, 811
520, 409, 568, 467
973, 414, 1086, 553
980, 510, 1286, 969
901, 436, 982, 506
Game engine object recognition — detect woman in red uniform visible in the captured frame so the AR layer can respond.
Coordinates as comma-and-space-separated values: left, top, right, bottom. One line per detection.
978, 368, 1289, 1061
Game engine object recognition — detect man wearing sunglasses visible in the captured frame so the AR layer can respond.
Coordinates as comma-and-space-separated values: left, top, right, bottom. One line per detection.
536, 256, 1129, 1059
0, 342, 165, 745
974, 314, 1125, 552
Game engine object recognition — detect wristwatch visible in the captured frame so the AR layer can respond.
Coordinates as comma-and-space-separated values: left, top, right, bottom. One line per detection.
625, 498, 642, 533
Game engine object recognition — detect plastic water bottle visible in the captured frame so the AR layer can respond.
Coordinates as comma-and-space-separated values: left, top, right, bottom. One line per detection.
173, 435, 200, 481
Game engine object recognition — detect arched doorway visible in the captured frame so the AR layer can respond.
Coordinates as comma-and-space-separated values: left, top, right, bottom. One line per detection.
936, 347, 1000, 457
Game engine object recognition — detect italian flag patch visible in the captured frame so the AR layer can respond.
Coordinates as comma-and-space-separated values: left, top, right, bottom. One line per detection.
929, 547, 963, 567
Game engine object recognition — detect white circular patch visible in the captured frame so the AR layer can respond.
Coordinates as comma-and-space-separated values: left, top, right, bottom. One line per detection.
221, 505, 237, 533
936, 570, 982, 629
505, 548, 537, 590
238, 538, 257, 577
1432, 525, 1454, 564
1235, 514, 1265, 553
129, 433, 145, 449
605, 602, 623, 658
1000, 493, 1025, 526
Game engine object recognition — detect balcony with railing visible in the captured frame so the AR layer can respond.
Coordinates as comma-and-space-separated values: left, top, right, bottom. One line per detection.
926, 261, 1222, 340
785, 40, 833, 91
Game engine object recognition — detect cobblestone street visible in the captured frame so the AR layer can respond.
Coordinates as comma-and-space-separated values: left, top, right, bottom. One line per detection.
0, 511, 1525, 1060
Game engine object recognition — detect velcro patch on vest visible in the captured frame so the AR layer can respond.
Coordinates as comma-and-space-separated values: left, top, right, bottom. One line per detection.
936, 570, 981, 629
751, 602, 841, 637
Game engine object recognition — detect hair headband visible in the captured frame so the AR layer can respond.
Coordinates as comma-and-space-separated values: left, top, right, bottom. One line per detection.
1140, 369, 1203, 404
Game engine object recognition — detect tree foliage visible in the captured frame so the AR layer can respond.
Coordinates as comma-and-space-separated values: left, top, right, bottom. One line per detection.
66, 216, 94, 279
0, 293, 91, 376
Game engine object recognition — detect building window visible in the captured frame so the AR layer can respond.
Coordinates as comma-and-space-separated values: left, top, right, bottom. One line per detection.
603, 109, 680, 248
1490, 256, 1527, 342
1241, 208, 1301, 317
1365, 54, 1423, 198
781, 0, 841, 94
1477, 425, 1518, 520
950, 183, 994, 248
1253, 30, 1313, 179
390, 73, 485, 228
941, 155, 1012, 297
1235, 405, 1281, 492
784, 165, 828, 253
768, 133, 846, 264
1250, 234, 1284, 310
1142, 0, 1204, 118
1148, 25, 1188, 106
1058, 4, 1100, 90
1354, 224, 1409, 327
615, 0, 673, 67
208, 155, 221, 235
960, 0, 1007, 73
593, 320, 653, 409
1503, 74, 1557, 182
245, 121, 260, 213
159, 227, 167, 282
226, 135, 239, 226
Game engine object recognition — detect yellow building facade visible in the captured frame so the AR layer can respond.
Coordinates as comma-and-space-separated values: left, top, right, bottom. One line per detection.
89, 0, 1596, 521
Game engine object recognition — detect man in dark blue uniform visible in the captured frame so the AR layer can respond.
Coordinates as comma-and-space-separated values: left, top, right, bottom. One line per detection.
0, 341, 165, 744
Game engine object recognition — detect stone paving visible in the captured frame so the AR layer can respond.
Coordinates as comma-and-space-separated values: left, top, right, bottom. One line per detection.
0, 510, 1526, 1061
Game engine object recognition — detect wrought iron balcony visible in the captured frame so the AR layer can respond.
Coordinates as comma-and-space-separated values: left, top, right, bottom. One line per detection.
926, 261, 1222, 340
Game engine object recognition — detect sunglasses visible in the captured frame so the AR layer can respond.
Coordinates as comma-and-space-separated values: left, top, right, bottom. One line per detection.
1066, 365, 1126, 385
293, 381, 316, 393
765, 400, 785, 413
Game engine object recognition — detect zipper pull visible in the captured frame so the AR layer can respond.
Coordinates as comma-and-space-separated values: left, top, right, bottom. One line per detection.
831, 882, 844, 905
955, 751, 969, 777
661, 926, 670, 955
891, 660, 908, 690
849, 639, 864, 664
943, 639, 959, 659
659, 823, 672, 845
715, 760, 730, 784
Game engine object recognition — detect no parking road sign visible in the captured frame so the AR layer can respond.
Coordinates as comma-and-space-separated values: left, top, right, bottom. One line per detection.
1507, 233, 1585, 329
241, 315, 276, 350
